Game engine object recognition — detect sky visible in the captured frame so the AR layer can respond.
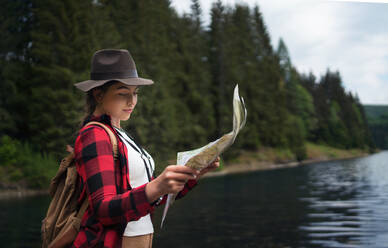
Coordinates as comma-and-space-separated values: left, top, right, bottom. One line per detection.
171, 0, 388, 105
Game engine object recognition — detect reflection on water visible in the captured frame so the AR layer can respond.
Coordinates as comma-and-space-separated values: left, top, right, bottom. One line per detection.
299, 151, 388, 247
153, 151, 388, 248
1, 151, 388, 247
0, 194, 50, 247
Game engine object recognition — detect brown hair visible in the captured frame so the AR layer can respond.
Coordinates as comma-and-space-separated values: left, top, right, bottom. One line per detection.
77, 80, 120, 129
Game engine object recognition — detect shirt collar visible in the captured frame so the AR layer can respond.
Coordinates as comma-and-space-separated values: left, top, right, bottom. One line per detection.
82, 112, 113, 127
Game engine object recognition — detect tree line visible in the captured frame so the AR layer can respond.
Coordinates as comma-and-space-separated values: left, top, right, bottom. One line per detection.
363, 105, 388, 149
0, 0, 374, 188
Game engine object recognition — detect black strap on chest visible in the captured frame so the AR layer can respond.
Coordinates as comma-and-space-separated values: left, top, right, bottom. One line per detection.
114, 128, 153, 182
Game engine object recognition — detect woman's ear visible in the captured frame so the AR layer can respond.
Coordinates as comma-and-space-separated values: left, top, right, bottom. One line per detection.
92, 88, 103, 103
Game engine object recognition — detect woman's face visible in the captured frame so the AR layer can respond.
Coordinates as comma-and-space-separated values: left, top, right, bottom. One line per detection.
95, 81, 139, 121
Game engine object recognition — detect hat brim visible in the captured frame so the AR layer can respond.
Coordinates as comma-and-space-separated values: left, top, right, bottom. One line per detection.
74, 77, 154, 92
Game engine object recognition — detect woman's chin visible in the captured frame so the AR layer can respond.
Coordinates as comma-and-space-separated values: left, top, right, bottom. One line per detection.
121, 113, 131, 120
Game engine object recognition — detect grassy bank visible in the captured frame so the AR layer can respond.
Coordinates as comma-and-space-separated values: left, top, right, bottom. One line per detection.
0, 137, 371, 197
206, 143, 370, 176
0, 135, 58, 192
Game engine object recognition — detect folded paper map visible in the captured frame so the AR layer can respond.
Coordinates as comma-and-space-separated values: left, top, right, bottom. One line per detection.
161, 83, 247, 228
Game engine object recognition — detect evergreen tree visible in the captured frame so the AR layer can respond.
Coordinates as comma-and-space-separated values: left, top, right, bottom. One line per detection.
0, 0, 33, 140
252, 4, 273, 57
209, 0, 228, 139
251, 6, 289, 147
27, 0, 100, 159
277, 40, 317, 143
169, 0, 216, 149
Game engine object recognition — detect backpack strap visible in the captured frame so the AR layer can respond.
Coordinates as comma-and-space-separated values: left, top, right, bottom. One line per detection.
76, 197, 89, 221
83, 121, 119, 161
75, 121, 119, 226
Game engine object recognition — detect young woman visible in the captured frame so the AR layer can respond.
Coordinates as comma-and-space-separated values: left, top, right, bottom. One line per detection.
71, 49, 219, 248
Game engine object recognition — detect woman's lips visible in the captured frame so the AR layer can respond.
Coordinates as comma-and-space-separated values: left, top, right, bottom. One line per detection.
123, 109, 133, 113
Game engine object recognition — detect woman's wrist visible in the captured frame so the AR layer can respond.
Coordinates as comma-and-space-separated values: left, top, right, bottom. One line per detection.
145, 179, 163, 203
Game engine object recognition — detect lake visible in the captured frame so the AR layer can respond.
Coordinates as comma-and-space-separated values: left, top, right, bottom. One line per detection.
1, 151, 388, 247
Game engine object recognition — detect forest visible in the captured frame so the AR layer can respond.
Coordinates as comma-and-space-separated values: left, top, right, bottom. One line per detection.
0, 0, 374, 189
363, 105, 388, 149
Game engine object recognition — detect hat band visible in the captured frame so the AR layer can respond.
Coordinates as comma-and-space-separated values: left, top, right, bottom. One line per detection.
90, 70, 138, 80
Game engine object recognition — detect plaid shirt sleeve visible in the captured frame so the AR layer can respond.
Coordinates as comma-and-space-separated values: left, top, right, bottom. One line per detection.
176, 179, 198, 199
152, 179, 198, 207
74, 125, 154, 226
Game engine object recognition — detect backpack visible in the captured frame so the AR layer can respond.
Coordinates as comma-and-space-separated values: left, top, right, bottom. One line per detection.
41, 121, 119, 248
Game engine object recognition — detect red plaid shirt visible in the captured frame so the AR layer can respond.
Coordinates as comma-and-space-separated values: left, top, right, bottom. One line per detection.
71, 113, 198, 248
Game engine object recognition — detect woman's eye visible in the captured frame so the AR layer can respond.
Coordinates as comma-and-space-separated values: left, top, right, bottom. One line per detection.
118, 92, 138, 97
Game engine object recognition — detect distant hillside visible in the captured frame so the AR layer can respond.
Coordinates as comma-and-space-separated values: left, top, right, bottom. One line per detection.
363, 105, 388, 120
363, 105, 388, 149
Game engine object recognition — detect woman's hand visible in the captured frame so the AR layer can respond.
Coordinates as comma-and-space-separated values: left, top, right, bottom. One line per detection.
145, 165, 199, 203
197, 156, 221, 180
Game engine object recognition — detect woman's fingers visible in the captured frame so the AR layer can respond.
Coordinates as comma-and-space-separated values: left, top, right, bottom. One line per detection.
168, 165, 200, 176
161, 161, 222, 191
198, 157, 220, 177
208, 157, 220, 168
156, 165, 200, 194
165, 171, 197, 182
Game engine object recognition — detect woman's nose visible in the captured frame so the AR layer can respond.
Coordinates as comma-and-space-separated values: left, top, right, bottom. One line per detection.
127, 97, 135, 105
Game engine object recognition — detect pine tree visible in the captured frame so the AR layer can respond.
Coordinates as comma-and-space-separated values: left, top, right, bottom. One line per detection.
167, 0, 216, 149
209, 0, 228, 139
0, 0, 33, 140
27, 0, 99, 159
251, 6, 288, 147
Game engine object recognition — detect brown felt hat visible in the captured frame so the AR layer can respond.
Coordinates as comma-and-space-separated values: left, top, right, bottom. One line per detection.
74, 49, 154, 92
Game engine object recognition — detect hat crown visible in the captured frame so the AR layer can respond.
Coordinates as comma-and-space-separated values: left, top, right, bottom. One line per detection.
90, 49, 138, 80
92, 49, 136, 73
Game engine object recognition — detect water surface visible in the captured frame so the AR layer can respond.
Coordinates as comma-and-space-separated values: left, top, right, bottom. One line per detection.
1, 151, 388, 247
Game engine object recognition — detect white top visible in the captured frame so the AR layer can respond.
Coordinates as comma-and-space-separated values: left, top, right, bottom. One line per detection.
114, 126, 155, 237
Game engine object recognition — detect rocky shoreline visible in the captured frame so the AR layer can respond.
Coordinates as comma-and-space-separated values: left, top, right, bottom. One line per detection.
0, 188, 48, 199
203, 153, 370, 178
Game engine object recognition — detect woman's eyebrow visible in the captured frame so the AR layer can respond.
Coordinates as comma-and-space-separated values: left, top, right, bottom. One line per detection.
117, 86, 129, 90
116, 86, 139, 90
